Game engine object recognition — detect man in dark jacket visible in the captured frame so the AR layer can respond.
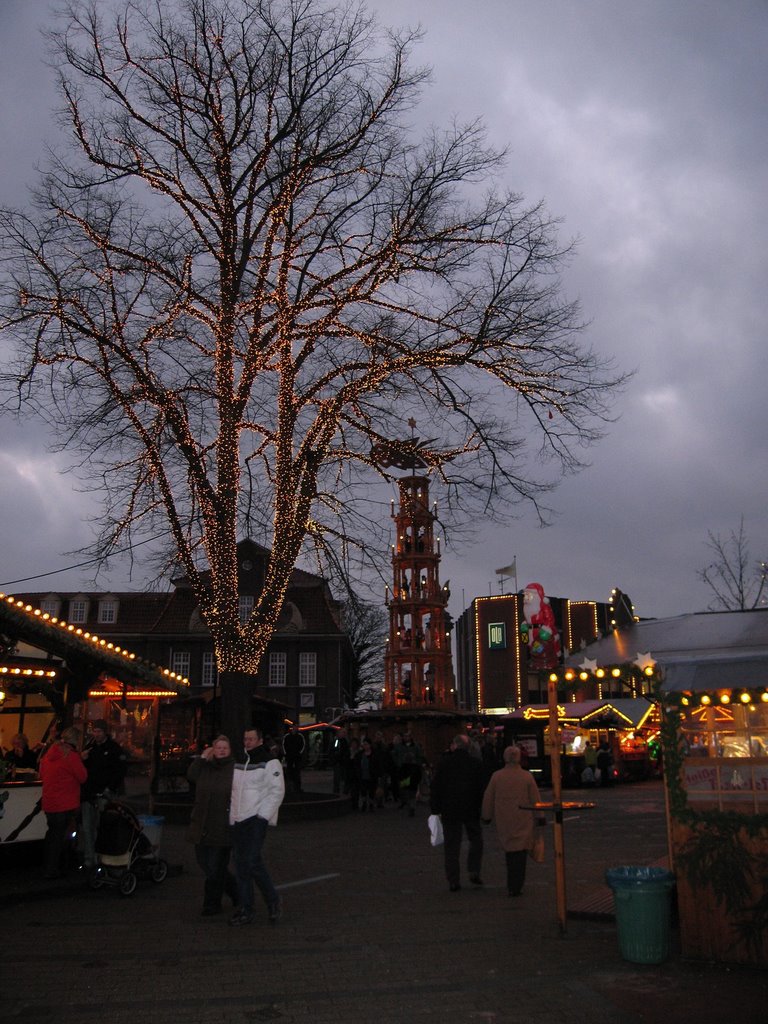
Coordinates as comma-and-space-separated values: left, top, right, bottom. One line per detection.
430, 734, 486, 892
282, 724, 306, 793
80, 719, 127, 868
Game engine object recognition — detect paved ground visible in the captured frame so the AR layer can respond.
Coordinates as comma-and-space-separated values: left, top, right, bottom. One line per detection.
3, 775, 767, 1023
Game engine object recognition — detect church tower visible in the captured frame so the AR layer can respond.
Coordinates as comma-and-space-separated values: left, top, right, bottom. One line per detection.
383, 474, 456, 709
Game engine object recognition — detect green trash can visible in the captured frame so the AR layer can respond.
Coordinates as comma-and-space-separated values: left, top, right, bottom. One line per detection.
605, 866, 675, 965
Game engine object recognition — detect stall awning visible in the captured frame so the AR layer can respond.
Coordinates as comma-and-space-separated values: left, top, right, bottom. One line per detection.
505, 698, 654, 729
0, 593, 189, 693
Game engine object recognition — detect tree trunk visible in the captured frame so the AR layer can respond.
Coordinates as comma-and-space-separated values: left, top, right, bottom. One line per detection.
218, 670, 259, 755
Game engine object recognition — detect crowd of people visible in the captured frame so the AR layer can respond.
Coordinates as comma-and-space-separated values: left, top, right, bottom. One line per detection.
9, 717, 547, 919
184, 722, 545, 925
323, 726, 544, 896
11, 718, 129, 879
328, 726, 431, 815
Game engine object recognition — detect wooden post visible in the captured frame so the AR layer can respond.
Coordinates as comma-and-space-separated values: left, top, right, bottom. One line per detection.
547, 673, 568, 934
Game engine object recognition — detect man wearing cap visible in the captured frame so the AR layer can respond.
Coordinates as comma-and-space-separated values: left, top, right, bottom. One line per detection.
80, 719, 127, 868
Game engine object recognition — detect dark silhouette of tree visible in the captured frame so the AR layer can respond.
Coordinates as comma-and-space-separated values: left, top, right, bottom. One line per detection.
0, 0, 626, 737
697, 517, 767, 610
342, 597, 388, 707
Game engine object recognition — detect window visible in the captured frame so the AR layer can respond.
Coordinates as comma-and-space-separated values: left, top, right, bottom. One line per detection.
238, 594, 255, 624
299, 652, 317, 687
69, 598, 89, 624
268, 651, 286, 687
201, 651, 217, 688
171, 651, 191, 679
40, 596, 61, 618
98, 598, 118, 624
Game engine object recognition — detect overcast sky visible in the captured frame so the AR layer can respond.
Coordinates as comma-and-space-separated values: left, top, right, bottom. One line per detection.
1, 0, 767, 628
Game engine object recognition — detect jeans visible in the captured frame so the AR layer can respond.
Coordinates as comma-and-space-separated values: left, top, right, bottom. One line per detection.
232, 815, 278, 914
441, 817, 483, 887
195, 844, 239, 911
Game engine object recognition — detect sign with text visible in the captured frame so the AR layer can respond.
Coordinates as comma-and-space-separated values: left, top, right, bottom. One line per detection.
488, 622, 507, 649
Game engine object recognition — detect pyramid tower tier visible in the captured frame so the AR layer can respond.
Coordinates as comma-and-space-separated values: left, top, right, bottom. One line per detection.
383, 474, 456, 709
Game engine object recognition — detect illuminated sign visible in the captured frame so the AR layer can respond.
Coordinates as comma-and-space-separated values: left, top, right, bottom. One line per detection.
488, 622, 506, 649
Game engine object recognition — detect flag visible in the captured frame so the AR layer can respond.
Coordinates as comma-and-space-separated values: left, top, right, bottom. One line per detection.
495, 560, 517, 576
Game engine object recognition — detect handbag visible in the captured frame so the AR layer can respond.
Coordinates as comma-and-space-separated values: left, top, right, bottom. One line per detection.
529, 832, 545, 863
427, 813, 444, 847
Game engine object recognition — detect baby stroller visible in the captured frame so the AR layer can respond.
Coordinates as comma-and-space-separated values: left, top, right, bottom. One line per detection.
87, 800, 168, 896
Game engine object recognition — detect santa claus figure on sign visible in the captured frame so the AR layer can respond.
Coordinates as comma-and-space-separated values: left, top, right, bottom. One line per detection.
520, 582, 561, 671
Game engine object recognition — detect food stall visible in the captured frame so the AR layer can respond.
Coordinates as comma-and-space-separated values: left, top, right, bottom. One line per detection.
660, 652, 768, 966
501, 698, 659, 786
0, 592, 188, 844
557, 607, 768, 966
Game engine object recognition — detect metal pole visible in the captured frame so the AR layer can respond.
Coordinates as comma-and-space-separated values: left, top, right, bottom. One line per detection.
547, 672, 568, 934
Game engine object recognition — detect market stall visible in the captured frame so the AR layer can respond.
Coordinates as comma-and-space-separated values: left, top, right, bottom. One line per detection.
500, 698, 659, 786
557, 607, 768, 966
0, 592, 188, 843
661, 652, 768, 966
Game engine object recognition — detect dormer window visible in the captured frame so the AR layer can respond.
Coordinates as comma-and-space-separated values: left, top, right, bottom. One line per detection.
98, 596, 119, 624
69, 595, 89, 624
40, 595, 61, 618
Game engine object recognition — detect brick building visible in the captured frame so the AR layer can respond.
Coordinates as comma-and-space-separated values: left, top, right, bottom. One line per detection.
455, 587, 636, 712
15, 539, 355, 724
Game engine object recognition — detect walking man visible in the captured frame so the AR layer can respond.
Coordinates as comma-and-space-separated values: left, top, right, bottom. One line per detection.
229, 726, 285, 926
80, 718, 127, 868
282, 723, 306, 793
430, 734, 486, 892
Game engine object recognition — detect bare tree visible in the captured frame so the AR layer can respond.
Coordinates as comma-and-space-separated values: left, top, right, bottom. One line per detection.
342, 597, 388, 708
0, 0, 626, 737
697, 517, 767, 611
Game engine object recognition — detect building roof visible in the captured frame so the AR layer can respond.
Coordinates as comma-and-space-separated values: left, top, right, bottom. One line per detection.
504, 698, 654, 729
0, 592, 188, 692
565, 609, 768, 693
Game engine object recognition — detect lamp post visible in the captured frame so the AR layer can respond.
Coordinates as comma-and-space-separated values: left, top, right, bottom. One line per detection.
547, 672, 568, 934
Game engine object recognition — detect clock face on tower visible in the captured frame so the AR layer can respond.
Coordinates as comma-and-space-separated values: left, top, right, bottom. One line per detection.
241, 559, 253, 571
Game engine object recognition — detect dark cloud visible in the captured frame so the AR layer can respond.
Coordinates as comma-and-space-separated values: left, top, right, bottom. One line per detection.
1, 0, 766, 622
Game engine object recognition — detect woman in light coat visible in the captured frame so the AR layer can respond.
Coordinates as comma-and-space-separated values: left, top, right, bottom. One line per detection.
481, 745, 541, 897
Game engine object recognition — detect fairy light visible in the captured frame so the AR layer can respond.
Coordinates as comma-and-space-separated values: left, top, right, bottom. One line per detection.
0, 592, 189, 687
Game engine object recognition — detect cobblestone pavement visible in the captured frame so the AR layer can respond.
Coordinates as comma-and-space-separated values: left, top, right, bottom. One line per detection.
3, 777, 767, 1023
